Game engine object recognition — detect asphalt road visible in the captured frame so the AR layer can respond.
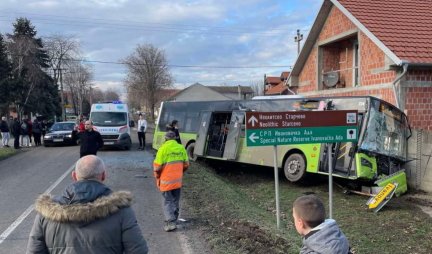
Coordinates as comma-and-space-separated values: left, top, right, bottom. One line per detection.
0, 131, 204, 254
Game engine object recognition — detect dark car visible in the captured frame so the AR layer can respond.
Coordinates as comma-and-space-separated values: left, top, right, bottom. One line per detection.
43, 121, 78, 146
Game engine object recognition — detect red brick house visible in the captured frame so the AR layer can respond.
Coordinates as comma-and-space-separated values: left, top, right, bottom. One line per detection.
264, 72, 293, 95
287, 0, 432, 131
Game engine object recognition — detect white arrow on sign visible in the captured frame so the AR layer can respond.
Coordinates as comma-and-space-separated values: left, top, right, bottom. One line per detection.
248, 115, 258, 127
248, 132, 259, 143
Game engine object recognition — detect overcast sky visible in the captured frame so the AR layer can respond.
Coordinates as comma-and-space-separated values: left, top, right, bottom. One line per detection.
0, 0, 322, 96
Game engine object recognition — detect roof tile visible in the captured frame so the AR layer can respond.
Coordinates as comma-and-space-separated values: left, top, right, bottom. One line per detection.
265, 82, 287, 95
338, 0, 432, 63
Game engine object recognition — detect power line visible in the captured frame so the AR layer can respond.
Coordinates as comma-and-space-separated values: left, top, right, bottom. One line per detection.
0, 11, 307, 37
49, 56, 293, 69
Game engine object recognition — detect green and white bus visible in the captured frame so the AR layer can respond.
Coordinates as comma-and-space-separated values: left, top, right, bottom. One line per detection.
152, 96, 411, 195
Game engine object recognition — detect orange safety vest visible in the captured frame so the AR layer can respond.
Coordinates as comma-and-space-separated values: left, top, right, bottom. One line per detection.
153, 140, 189, 191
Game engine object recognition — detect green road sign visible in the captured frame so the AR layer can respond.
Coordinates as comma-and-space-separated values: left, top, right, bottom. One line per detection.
246, 126, 358, 146
245, 111, 358, 147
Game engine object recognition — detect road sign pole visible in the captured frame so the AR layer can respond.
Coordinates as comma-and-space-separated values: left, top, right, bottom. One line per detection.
273, 145, 281, 229
328, 143, 333, 219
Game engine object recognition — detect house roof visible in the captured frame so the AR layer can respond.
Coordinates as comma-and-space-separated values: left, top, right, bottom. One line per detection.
265, 82, 287, 95
290, 0, 432, 81
208, 85, 254, 94
265, 76, 282, 85
165, 83, 254, 101
337, 0, 432, 64
281, 72, 290, 79
157, 89, 180, 100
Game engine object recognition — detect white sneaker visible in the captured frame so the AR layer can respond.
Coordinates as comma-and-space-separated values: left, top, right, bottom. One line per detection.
163, 222, 177, 232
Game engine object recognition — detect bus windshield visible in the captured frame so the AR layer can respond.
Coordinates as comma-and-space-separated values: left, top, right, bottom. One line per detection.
360, 100, 409, 161
91, 112, 127, 127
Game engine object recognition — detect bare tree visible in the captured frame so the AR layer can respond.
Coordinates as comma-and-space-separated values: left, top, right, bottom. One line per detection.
104, 88, 120, 101
90, 87, 104, 104
44, 34, 79, 119
250, 80, 264, 96
123, 44, 172, 120
63, 61, 93, 115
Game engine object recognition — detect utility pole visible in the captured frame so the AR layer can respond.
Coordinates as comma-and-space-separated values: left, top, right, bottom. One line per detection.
294, 29, 303, 55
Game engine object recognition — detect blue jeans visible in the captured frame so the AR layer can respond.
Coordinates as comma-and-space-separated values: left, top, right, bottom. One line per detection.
162, 188, 181, 222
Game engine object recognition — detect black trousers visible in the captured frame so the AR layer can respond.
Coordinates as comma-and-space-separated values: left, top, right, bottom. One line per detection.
33, 133, 41, 146
14, 135, 20, 149
138, 132, 146, 148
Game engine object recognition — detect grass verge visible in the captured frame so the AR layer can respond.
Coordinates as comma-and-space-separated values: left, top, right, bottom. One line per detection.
182, 160, 432, 254
0, 147, 18, 161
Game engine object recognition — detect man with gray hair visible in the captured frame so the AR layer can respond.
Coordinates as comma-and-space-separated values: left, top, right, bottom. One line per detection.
27, 155, 148, 254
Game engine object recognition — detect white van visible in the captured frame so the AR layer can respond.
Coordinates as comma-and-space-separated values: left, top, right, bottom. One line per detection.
90, 102, 133, 150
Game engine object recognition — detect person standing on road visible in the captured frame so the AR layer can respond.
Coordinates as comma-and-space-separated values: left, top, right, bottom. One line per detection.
41, 119, 47, 140
166, 120, 181, 144
137, 114, 147, 150
20, 119, 30, 147
26, 155, 149, 254
153, 131, 189, 232
12, 118, 20, 149
1, 116, 10, 147
79, 120, 104, 158
32, 119, 42, 147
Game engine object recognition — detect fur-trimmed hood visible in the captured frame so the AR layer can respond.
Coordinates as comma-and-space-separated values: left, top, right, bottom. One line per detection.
34, 181, 133, 224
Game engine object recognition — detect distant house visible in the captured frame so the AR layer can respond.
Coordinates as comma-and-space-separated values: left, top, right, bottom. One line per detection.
287, 0, 432, 131
264, 72, 292, 95
166, 83, 254, 102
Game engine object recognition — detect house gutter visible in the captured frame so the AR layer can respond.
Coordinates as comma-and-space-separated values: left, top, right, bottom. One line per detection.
392, 63, 409, 109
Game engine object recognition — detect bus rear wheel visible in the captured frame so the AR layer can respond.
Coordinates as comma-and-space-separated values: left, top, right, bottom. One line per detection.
186, 143, 198, 161
284, 153, 306, 182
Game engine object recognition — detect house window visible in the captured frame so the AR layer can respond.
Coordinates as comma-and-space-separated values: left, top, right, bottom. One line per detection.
319, 34, 358, 90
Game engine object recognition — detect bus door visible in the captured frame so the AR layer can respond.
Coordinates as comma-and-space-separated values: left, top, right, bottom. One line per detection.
319, 143, 353, 176
222, 111, 245, 160
194, 111, 212, 156
333, 142, 356, 176
319, 113, 363, 176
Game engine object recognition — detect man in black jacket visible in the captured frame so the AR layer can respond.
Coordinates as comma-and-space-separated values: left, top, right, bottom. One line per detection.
79, 120, 104, 158
26, 155, 148, 254
12, 118, 21, 149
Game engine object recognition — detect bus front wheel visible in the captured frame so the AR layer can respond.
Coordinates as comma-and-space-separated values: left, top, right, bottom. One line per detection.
186, 143, 198, 161
284, 153, 306, 182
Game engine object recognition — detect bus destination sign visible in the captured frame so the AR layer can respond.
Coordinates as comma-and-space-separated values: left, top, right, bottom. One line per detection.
245, 110, 358, 147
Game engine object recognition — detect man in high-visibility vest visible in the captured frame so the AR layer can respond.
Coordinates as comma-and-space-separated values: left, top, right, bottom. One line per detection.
153, 131, 189, 232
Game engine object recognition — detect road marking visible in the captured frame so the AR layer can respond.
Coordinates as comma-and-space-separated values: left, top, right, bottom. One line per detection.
0, 164, 75, 245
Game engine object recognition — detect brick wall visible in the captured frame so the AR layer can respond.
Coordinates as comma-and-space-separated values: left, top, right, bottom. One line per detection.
359, 33, 396, 86
317, 7, 356, 42
297, 6, 396, 94
405, 88, 432, 131
303, 87, 395, 105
